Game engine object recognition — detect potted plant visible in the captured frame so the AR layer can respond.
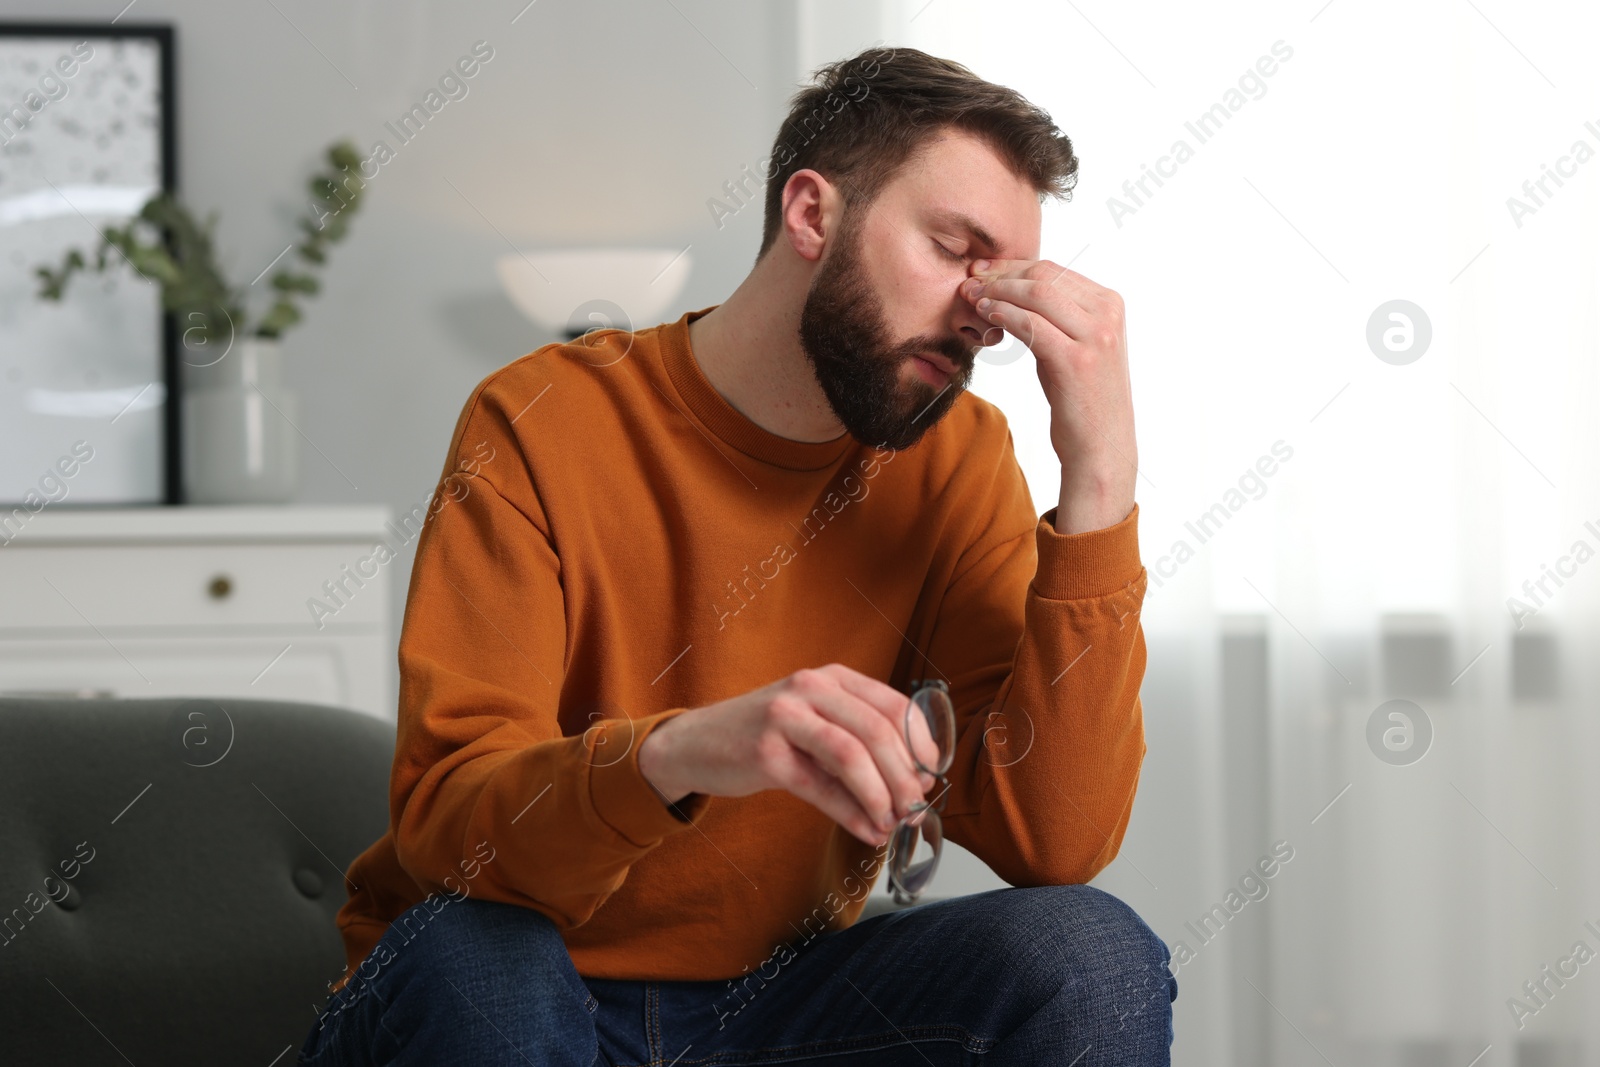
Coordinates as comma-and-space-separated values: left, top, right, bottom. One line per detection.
34, 140, 367, 504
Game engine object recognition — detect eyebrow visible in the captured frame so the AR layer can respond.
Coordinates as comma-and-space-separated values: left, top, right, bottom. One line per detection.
929, 209, 1002, 258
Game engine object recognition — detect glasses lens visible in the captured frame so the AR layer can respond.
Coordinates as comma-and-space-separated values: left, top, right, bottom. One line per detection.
889, 805, 943, 902
906, 684, 955, 776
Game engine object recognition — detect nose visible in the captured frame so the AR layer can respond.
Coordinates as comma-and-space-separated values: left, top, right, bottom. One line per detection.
953, 275, 992, 347
954, 287, 996, 351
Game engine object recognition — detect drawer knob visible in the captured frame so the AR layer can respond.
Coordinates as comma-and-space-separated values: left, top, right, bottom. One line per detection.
208, 574, 233, 600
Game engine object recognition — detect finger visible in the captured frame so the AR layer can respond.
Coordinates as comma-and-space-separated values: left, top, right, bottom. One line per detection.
781, 705, 900, 834
971, 276, 1097, 343
821, 663, 908, 722
1037, 262, 1117, 305
972, 296, 1052, 355
806, 684, 928, 820
976, 258, 1109, 307
971, 259, 1118, 343
904, 698, 942, 775
819, 668, 934, 799
766, 740, 885, 847
823, 666, 943, 771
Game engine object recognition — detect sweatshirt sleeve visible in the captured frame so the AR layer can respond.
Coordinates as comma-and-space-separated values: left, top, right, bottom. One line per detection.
387, 393, 711, 930
929, 426, 1148, 888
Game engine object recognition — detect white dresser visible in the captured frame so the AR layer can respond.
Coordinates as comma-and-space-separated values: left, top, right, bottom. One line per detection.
0, 506, 394, 720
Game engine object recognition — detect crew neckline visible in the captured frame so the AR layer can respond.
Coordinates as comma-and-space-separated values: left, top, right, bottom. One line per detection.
659, 305, 854, 472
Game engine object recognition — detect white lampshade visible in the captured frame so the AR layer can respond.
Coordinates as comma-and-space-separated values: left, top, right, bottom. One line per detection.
495, 247, 694, 337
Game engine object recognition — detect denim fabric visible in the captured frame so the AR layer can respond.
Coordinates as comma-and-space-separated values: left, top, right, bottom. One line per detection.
298, 884, 1175, 1066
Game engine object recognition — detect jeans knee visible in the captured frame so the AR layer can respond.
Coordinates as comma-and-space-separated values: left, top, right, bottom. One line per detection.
345, 896, 594, 1043
394, 892, 555, 947
386, 895, 577, 987
302, 896, 599, 1064
1078, 888, 1175, 1028
983, 885, 1176, 1035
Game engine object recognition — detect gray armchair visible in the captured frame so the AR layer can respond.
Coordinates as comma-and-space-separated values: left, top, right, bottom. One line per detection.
0, 696, 393, 1065
0, 695, 914, 1064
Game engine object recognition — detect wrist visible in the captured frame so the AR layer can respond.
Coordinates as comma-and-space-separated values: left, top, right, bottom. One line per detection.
1055, 466, 1135, 535
638, 718, 692, 805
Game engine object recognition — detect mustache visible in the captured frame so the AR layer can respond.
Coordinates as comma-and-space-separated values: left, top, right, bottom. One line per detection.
896, 339, 974, 375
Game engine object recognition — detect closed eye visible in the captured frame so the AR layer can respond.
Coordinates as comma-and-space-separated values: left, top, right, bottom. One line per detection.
933, 239, 966, 263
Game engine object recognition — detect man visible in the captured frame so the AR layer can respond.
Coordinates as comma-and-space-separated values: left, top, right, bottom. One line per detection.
300, 44, 1174, 1066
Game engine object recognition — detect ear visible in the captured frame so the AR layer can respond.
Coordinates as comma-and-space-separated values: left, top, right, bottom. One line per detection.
780, 168, 843, 263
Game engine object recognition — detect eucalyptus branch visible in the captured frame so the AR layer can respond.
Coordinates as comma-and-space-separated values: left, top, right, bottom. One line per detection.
257, 140, 366, 339
33, 138, 366, 346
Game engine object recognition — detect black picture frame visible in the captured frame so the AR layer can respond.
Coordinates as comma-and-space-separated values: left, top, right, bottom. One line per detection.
0, 20, 179, 506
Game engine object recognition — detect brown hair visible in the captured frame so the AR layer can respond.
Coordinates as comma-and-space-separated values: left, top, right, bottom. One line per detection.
757, 46, 1079, 260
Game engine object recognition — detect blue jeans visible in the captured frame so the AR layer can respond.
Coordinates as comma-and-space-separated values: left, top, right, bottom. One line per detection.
298, 884, 1175, 1065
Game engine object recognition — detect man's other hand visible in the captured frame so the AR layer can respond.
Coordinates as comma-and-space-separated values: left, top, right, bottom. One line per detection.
637, 665, 938, 847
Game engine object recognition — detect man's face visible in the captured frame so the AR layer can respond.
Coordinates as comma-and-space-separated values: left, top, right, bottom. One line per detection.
797, 128, 1042, 451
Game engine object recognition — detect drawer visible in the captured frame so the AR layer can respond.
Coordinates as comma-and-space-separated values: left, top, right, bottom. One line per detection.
0, 542, 390, 632
0, 632, 394, 720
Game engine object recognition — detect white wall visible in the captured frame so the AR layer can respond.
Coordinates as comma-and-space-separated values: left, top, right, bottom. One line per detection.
1, 0, 815, 702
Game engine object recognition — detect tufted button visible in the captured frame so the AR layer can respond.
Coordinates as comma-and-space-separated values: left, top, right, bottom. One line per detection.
55, 881, 83, 912
293, 868, 325, 899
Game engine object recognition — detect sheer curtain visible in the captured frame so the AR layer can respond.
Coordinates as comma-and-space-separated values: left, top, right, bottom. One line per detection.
875, 1, 1600, 1063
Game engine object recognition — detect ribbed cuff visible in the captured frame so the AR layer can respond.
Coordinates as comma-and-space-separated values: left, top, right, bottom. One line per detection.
588, 706, 711, 848
1033, 502, 1145, 600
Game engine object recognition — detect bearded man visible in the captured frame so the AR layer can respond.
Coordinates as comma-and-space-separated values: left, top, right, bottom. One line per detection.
301, 44, 1174, 1067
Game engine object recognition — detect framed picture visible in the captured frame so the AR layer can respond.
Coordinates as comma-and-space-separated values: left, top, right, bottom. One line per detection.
0, 21, 176, 508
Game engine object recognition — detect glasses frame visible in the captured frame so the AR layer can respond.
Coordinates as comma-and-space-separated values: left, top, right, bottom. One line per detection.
887, 678, 954, 906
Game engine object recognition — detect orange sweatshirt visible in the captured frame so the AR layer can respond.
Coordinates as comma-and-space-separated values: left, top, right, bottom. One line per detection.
331, 305, 1149, 993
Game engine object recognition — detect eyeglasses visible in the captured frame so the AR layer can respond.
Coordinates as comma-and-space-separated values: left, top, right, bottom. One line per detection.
887, 678, 955, 906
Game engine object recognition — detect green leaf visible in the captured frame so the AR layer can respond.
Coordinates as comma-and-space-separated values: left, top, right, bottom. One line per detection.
271, 271, 319, 294
255, 299, 302, 337
329, 141, 362, 171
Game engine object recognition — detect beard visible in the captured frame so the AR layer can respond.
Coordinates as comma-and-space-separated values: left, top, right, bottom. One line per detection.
797, 210, 976, 452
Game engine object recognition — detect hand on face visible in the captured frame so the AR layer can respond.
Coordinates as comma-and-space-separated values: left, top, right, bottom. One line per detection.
960, 258, 1137, 506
